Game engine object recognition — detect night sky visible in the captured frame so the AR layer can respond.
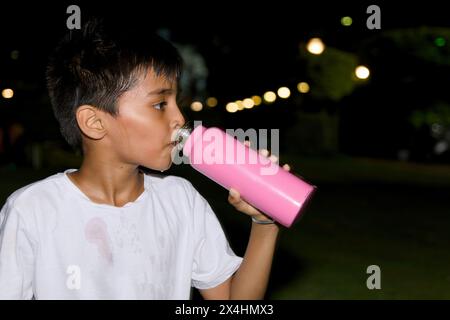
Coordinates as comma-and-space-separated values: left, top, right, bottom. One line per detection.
1, 1, 450, 159
2, 1, 449, 95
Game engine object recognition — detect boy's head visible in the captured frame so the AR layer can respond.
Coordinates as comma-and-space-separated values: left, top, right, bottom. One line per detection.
46, 18, 186, 171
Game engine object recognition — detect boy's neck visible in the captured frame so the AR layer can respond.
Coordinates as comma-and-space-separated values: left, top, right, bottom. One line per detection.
67, 159, 145, 207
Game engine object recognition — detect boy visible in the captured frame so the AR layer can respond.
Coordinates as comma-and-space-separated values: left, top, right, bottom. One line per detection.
0, 19, 287, 299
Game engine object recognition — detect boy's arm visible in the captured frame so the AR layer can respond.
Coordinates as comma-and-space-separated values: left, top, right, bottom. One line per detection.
200, 187, 280, 300
199, 219, 279, 300
200, 174, 289, 300
0, 201, 35, 299
229, 220, 279, 299
199, 147, 289, 300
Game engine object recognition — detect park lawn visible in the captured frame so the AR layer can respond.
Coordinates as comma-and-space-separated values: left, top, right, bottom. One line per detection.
175, 155, 450, 299
1, 154, 449, 299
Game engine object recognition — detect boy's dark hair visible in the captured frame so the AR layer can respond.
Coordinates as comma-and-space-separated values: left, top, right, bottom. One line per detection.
46, 18, 183, 151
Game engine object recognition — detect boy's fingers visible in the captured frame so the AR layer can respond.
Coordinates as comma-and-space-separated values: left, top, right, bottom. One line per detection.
269, 154, 278, 164
228, 188, 248, 210
228, 188, 261, 215
259, 149, 269, 157
228, 188, 240, 203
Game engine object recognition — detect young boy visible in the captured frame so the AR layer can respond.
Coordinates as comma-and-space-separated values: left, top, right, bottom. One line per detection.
0, 19, 286, 299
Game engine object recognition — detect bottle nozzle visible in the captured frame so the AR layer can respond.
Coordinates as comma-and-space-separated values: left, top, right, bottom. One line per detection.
173, 122, 193, 151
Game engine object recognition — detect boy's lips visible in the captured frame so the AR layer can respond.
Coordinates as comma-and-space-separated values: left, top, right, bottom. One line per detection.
168, 134, 183, 148
168, 140, 179, 147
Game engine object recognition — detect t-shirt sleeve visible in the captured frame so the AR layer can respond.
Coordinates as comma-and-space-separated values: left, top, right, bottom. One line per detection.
190, 189, 243, 290
0, 199, 35, 299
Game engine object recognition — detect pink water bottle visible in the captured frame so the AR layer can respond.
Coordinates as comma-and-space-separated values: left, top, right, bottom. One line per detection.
173, 123, 316, 227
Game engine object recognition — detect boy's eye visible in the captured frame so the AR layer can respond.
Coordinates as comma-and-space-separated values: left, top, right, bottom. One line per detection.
153, 101, 167, 110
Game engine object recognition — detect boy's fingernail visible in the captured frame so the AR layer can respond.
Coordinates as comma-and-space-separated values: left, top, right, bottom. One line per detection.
260, 149, 269, 157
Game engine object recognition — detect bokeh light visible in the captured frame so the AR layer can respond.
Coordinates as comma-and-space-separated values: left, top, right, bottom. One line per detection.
263, 91, 277, 103
235, 100, 244, 111
10, 50, 19, 60
435, 37, 446, 47
190, 101, 203, 112
243, 98, 254, 109
306, 38, 325, 55
206, 97, 218, 107
226, 102, 238, 113
341, 16, 353, 26
277, 87, 291, 99
2, 88, 14, 99
297, 82, 310, 93
355, 65, 370, 79
251, 95, 262, 106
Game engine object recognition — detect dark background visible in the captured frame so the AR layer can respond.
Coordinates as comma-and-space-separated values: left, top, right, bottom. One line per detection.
2, 1, 450, 162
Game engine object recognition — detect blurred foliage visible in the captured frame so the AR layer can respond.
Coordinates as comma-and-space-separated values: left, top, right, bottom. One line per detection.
409, 101, 450, 128
358, 26, 450, 89
371, 27, 450, 67
299, 45, 359, 102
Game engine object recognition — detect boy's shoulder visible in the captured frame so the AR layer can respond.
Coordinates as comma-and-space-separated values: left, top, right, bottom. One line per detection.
3, 171, 66, 210
2, 170, 201, 213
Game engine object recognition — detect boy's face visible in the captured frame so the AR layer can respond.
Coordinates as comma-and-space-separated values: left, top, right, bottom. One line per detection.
103, 68, 185, 171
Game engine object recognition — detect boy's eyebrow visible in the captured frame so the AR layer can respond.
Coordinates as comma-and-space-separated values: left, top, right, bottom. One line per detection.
147, 88, 175, 96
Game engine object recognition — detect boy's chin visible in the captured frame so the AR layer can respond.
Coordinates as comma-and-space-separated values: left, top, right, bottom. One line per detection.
162, 161, 173, 172
140, 159, 173, 173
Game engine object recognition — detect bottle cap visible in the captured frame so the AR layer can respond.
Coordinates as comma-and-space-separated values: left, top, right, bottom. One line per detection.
172, 122, 193, 151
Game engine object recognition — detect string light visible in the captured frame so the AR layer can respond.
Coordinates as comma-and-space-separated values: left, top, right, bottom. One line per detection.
206, 97, 218, 107
235, 100, 244, 111
297, 82, 310, 93
251, 95, 262, 106
263, 91, 277, 103
243, 98, 254, 109
226, 102, 238, 113
186, 32, 375, 113
277, 87, 291, 99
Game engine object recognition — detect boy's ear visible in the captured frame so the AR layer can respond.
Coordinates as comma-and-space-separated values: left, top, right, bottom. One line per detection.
76, 105, 107, 140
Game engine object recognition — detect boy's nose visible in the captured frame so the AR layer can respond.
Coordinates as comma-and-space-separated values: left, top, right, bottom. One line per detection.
173, 116, 185, 131
172, 107, 186, 130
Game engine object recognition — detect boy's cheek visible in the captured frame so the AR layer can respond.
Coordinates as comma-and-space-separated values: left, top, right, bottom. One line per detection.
136, 145, 173, 169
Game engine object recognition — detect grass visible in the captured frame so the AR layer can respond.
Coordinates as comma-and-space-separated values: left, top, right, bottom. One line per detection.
173, 154, 450, 299
1, 154, 449, 299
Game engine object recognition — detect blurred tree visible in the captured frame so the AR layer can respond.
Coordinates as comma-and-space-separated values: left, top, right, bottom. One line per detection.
370, 27, 450, 67
288, 45, 361, 156
339, 26, 450, 162
409, 102, 450, 129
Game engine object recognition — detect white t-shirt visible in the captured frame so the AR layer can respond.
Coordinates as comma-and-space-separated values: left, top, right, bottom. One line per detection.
0, 169, 243, 299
